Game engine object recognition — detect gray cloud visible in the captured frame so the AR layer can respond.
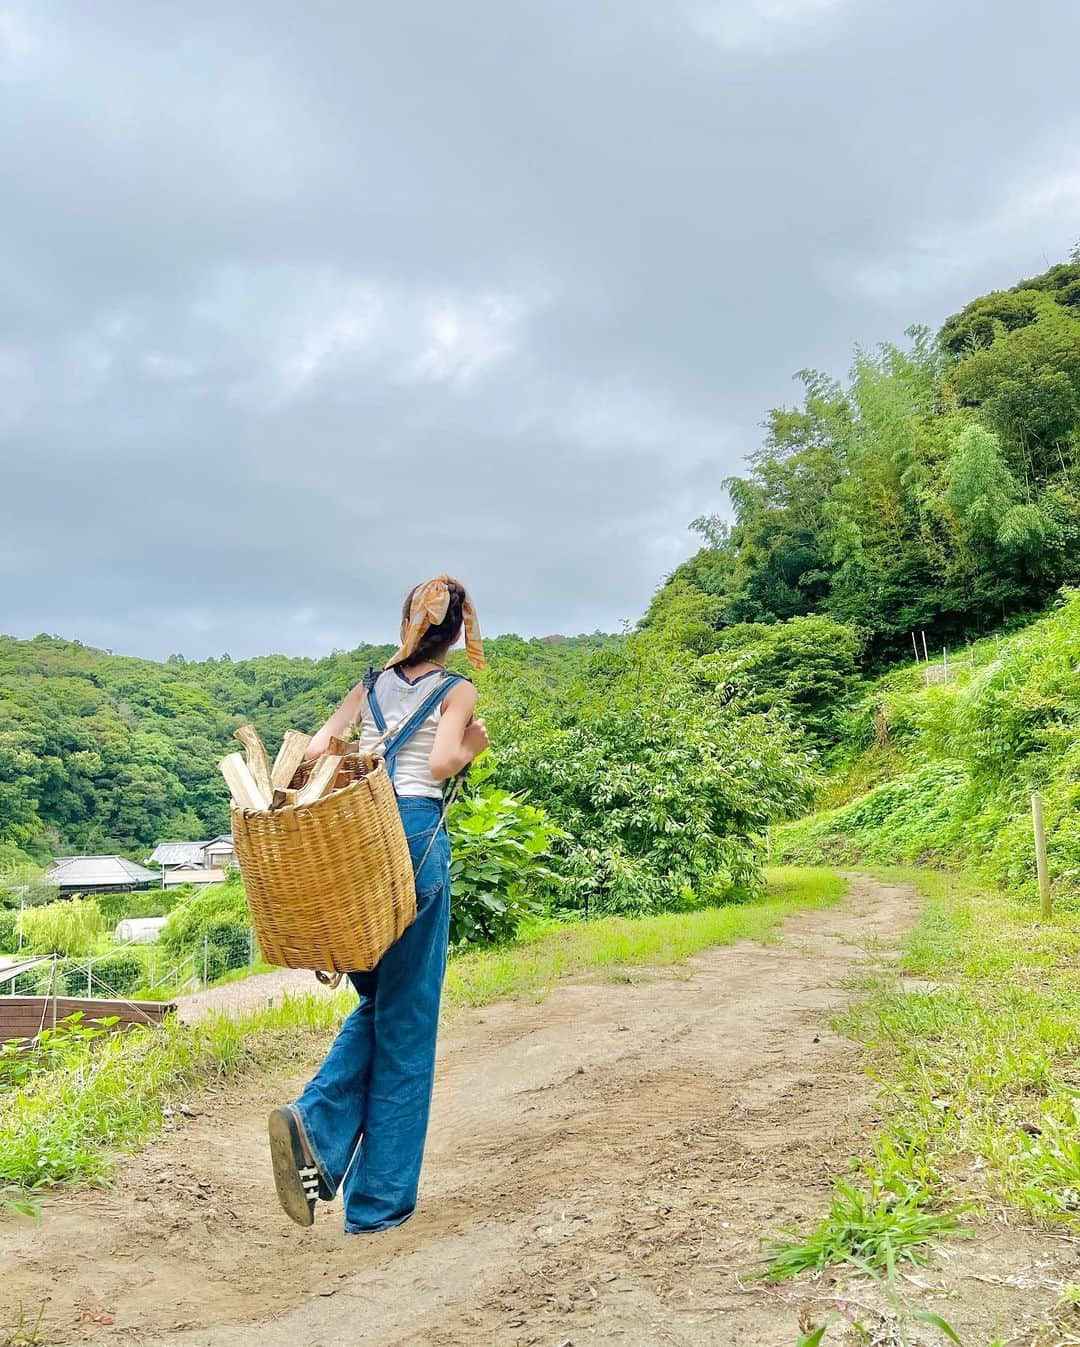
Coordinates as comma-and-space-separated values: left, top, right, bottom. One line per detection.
2, 0, 1079, 657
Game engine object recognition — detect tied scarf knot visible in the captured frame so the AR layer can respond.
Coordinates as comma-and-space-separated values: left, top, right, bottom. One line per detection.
389, 574, 485, 670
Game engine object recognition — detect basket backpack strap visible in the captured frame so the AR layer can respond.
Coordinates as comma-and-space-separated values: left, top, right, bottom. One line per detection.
377, 673, 466, 781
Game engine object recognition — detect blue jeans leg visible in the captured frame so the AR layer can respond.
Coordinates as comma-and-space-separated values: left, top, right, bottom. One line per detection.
291, 968, 377, 1194
292, 797, 451, 1234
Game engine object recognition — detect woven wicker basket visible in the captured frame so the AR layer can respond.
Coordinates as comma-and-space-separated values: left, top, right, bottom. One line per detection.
232, 754, 416, 973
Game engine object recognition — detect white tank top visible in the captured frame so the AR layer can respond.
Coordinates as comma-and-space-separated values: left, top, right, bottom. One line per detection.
355, 668, 453, 800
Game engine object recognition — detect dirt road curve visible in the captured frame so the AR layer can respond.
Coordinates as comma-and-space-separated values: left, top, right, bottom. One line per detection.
1, 876, 1071, 1346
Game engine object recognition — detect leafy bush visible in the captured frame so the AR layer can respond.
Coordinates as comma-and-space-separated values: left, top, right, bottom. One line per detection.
0, 869, 64, 911
700, 614, 862, 748
18, 897, 106, 956
0, 908, 16, 952
84, 949, 146, 997
495, 642, 816, 917
97, 887, 176, 926
0, 1012, 117, 1096
160, 876, 253, 978
447, 773, 560, 946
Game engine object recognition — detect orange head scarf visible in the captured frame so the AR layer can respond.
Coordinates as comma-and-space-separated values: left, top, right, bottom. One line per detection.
388, 574, 485, 670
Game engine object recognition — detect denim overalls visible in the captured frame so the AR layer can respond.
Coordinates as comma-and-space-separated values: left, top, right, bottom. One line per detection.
292, 672, 462, 1234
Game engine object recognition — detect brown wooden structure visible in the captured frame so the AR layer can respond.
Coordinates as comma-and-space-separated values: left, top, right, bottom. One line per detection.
0, 995, 175, 1046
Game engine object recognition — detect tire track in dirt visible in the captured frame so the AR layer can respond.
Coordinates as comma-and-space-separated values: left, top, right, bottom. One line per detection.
1, 875, 1072, 1346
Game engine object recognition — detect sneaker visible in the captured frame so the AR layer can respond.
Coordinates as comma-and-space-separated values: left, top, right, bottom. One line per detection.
268, 1105, 324, 1227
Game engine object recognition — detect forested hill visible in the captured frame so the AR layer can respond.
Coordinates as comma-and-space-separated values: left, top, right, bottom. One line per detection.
645, 253, 1080, 659
0, 631, 618, 865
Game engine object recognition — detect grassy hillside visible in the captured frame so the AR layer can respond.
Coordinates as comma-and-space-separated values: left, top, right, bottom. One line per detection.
778, 589, 1079, 908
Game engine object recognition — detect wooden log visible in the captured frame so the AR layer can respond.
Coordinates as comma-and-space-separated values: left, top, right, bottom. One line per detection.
271, 730, 312, 791
234, 724, 273, 801
296, 754, 343, 806
219, 753, 268, 811
326, 735, 351, 757
270, 787, 298, 810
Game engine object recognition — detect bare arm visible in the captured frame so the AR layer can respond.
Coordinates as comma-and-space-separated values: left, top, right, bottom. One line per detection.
306, 683, 366, 759
429, 682, 488, 782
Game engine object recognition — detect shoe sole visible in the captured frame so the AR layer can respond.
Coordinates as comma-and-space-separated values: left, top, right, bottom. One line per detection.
268, 1107, 315, 1228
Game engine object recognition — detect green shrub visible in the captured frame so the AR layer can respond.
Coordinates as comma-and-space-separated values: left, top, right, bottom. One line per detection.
700, 614, 863, 748
85, 949, 146, 997
0, 908, 16, 952
160, 876, 253, 976
447, 774, 560, 946
9, 953, 143, 998
494, 642, 816, 917
18, 897, 106, 956
97, 887, 175, 927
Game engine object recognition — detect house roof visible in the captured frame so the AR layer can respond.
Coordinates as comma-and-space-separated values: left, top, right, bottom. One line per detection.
45, 855, 158, 886
148, 836, 233, 865
149, 841, 206, 866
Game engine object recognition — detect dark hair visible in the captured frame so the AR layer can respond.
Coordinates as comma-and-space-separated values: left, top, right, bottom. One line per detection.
399, 579, 465, 665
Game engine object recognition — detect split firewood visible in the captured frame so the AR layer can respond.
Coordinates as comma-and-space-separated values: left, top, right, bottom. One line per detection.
234, 724, 273, 801
219, 753, 269, 811
270, 787, 298, 810
271, 730, 312, 791
326, 735, 351, 757
295, 754, 343, 806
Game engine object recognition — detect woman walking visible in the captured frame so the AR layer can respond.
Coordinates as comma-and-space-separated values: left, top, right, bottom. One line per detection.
268, 575, 488, 1234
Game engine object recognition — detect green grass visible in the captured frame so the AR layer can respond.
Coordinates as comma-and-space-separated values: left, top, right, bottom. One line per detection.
0, 992, 346, 1193
850, 867, 1079, 1226
0, 1303, 45, 1347
0, 866, 845, 1204
444, 866, 847, 1007
764, 865, 1079, 1285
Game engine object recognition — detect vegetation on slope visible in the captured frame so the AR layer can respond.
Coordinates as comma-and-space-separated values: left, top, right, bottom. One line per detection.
778, 591, 1079, 908
646, 252, 1080, 659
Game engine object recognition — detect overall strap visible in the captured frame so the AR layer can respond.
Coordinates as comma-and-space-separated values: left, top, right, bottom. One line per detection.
375, 672, 466, 781
365, 677, 389, 735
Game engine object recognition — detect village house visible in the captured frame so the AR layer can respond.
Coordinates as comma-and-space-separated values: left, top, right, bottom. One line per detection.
147, 835, 235, 888
44, 855, 159, 897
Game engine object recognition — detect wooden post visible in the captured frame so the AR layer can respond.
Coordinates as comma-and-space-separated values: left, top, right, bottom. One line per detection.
921, 630, 929, 663
911, 632, 920, 663
1031, 793, 1052, 918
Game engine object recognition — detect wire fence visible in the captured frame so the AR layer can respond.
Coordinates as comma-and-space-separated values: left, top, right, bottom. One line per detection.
2, 925, 261, 1000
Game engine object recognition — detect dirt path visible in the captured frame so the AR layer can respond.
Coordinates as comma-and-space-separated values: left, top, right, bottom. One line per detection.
1, 876, 1073, 1347
176, 967, 336, 1022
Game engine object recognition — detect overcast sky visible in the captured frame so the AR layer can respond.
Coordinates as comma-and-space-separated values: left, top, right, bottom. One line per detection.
2, 1, 1078, 660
